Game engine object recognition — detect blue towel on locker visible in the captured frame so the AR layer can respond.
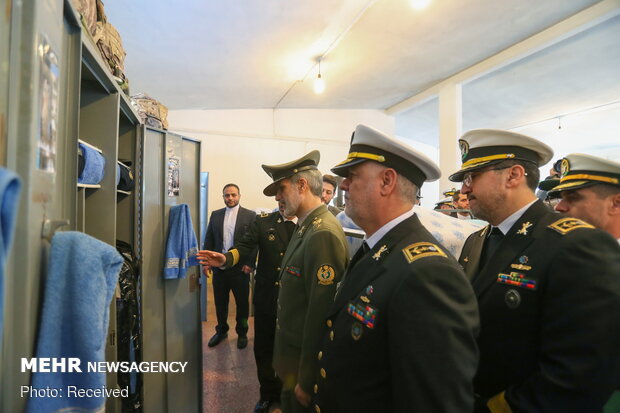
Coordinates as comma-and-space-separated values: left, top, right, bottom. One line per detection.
163, 204, 199, 279
77, 143, 106, 185
26, 231, 123, 413
0, 168, 21, 344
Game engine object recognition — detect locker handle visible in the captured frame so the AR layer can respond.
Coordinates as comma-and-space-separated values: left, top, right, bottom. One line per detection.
41, 219, 70, 242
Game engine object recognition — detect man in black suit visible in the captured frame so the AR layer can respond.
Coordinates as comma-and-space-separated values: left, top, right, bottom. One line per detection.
313, 124, 480, 413
203, 183, 257, 349
198, 200, 296, 413
451, 129, 620, 412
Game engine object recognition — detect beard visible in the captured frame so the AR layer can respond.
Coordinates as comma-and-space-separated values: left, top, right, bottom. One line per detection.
469, 190, 505, 224
282, 191, 301, 218
225, 199, 239, 208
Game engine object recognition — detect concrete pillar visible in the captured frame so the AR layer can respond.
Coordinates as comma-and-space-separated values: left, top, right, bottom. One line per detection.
438, 83, 462, 196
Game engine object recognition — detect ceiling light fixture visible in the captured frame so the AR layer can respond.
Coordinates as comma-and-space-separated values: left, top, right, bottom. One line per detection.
314, 60, 325, 94
410, 0, 432, 10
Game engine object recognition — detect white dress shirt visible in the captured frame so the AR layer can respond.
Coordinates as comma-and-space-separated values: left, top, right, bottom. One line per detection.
222, 204, 239, 252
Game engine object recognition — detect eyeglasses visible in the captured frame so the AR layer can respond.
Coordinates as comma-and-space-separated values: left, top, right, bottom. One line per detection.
462, 166, 510, 187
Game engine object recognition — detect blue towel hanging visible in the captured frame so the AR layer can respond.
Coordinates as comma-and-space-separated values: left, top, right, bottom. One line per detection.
78, 142, 106, 185
0, 167, 21, 345
26, 231, 123, 413
163, 204, 199, 279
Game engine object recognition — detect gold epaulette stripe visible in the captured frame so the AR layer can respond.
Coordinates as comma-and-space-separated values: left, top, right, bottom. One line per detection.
402, 242, 447, 263
548, 217, 594, 235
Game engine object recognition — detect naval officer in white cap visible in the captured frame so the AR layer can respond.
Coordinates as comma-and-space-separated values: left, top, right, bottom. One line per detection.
313, 124, 480, 413
551, 153, 620, 241
451, 129, 620, 413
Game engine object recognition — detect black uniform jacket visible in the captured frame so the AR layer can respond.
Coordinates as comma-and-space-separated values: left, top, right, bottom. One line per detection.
314, 214, 480, 413
459, 200, 620, 413
223, 211, 293, 315
204, 206, 257, 271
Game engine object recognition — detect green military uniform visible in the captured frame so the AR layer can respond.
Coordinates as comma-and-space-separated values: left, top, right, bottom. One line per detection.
273, 204, 348, 400
222, 211, 295, 407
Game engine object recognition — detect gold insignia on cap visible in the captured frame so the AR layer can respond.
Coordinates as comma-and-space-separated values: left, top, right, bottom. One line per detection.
372, 245, 388, 260
517, 222, 532, 235
548, 217, 594, 235
459, 140, 469, 161
317, 265, 336, 285
268, 234, 276, 241
402, 242, 447, 263
561, 158, 570, 177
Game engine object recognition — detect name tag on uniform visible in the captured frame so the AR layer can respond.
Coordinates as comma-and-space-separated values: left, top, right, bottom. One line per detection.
347, 301, 377, 329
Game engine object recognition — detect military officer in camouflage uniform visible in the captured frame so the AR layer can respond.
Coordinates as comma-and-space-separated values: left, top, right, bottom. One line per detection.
313, 125, 480, 413
197, 200, 297, 413
262, 150, 348, 413
451, 130, 620, 413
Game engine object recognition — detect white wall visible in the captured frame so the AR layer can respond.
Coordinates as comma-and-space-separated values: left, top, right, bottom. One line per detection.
168, 109, 394, 215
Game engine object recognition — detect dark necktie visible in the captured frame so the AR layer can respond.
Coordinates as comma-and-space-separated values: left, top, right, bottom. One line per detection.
284, 220, 296, 239
348, 241, 370, 269
481, 227, 503, 268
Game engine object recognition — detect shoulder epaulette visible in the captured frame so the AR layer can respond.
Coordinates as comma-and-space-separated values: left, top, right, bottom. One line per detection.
548, 217, 594, 235
402, 242, 447, 263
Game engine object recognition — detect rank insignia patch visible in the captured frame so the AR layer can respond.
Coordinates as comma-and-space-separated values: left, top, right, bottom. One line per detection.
402, 242, 447, 263
372, 245, 388, 261
347, 301, 377, 329
517, 221, 532, 235
312, 217, 323, 229
317, 265, 336, 285
286, 266, 301, 277
548, 217, 594, 235
497, 272, 537, 290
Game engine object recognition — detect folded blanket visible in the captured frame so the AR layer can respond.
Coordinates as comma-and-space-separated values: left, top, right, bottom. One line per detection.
26, 231, 123, 413
163, 204, 199, 279
0, 168, 21, 344
78, 142, 105, 185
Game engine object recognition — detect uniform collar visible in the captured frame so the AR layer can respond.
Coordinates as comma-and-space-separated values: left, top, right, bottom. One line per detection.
365, 209, 415, 249
496, 199, 537, 235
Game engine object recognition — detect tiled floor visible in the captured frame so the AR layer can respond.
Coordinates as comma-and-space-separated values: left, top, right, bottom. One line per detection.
202, 285, 260, 413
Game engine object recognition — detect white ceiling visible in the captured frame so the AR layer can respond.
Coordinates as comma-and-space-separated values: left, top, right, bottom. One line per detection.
105, 0, 609, 111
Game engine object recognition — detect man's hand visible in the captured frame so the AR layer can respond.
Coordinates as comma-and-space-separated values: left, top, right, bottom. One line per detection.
196, 250, 226, 268
294, 384, 311, 407
241, 265, 254, 275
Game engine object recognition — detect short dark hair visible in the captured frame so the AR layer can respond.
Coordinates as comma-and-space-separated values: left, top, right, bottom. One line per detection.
590, 183, 620, 199
322, 174, 338, 189
452, 190, 463, 203
496, 160, 540, 191
223, 183, 240, 194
